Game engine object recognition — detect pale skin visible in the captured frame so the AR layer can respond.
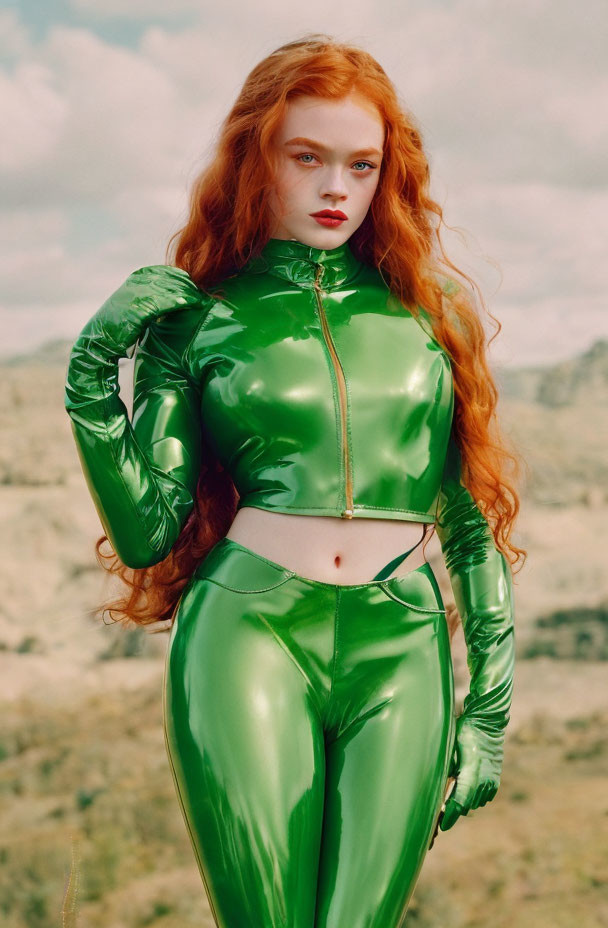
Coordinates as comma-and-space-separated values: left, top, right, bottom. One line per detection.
226, 91, 428, 583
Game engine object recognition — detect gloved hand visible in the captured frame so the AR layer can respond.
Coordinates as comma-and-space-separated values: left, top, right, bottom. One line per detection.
435, 432, 516, 832
64, 265, 210, 568
440, 716, 503, 830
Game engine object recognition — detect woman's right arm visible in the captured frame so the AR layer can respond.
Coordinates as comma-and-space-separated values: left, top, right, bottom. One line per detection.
64, 265, 211, 568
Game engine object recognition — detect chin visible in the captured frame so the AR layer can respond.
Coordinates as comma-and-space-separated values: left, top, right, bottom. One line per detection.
299, 225, 351, 250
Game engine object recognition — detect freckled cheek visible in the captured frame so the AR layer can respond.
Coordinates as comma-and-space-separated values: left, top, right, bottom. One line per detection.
269, 175, 296, 209
281, 175, 314, 211
349, 185, 374, 214
361, 179, 380, 210
275, 167, 309, 198
269, 180, 308, 220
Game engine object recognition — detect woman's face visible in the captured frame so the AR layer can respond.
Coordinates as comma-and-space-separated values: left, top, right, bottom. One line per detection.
268, 92, 384, 249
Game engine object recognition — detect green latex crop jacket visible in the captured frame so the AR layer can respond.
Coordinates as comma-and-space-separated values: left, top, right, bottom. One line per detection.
64, 236, 515, 818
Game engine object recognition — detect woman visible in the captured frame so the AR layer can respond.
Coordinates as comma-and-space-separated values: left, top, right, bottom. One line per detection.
64, 34, 523, 928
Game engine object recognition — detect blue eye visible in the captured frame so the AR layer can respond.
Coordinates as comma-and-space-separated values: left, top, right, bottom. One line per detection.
296, 154, 376, 172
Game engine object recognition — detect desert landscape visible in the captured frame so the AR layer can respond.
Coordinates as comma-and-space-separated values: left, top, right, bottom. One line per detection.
0, 337, 606, 927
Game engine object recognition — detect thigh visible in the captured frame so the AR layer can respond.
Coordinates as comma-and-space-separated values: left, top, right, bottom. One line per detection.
163, 566, 326, 928
315, 577, 456, 928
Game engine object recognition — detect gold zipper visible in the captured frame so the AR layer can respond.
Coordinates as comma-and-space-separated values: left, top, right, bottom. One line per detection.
313, 263, 354, 518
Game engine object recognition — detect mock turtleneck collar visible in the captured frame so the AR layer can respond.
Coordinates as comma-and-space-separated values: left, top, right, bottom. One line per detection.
240, 237, 364, 290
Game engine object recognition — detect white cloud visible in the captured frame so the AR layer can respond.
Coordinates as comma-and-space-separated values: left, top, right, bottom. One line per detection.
434, 180, 608, 365
0, 9, 32, 60
1, 1, 607, 366
373, 2, 608, 187
0, 62, 68, 172
494, 292, 608, 368
2, 25, 210, 207
69, 0, 204, 16
2, 24, 248, 214
0, 207, 132, 348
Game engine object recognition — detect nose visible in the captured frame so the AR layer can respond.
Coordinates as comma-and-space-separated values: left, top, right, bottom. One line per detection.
319, 166, 348, 201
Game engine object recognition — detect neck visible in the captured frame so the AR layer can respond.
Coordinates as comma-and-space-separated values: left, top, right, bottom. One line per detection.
241, 236, 364, 290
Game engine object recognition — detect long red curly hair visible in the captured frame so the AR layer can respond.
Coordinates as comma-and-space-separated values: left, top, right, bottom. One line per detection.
95, 33, 525, 631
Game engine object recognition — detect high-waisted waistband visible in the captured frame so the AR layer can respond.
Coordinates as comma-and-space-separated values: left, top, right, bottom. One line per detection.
193, 535, 446, 614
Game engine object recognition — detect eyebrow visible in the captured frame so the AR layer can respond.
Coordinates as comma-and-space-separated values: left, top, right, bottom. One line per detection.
284, 137, 383, 158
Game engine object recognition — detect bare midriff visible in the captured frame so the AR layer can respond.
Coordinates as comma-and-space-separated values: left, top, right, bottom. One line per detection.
225, 506, 432, 584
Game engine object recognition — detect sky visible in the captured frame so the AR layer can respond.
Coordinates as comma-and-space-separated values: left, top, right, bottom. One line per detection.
1, 0, 607, 367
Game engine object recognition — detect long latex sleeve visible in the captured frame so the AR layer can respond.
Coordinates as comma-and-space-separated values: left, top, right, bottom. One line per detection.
435, 430, 516, 829
64, 266, 207, 568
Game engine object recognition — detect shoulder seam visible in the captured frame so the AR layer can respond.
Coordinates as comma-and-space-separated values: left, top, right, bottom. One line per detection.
182, 293, 216, 385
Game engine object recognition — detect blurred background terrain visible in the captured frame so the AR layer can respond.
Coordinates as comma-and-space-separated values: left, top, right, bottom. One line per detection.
0, 336, 606, 928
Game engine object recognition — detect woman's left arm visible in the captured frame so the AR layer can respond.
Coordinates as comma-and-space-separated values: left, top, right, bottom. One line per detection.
435, 430, 516, 831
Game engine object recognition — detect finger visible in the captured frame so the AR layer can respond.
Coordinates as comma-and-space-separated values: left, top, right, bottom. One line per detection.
451, 777, 475, 810
439, 797, 467, 831
474, 780, 497, 808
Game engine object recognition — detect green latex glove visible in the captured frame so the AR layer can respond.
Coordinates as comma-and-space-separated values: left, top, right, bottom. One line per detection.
64, 265, 210, 568
435, 432, 516, 831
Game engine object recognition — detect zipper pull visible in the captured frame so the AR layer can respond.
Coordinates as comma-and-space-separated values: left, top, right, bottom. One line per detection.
315, 263, 325, 287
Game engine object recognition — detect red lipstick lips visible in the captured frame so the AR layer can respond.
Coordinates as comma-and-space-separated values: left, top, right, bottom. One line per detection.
310, 209, 348, 228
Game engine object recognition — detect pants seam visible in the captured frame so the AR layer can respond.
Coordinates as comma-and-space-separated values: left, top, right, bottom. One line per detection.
329, 587, 340, 701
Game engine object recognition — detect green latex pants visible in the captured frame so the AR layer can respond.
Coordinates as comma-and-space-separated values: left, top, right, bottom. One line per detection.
163, 536, 456, 927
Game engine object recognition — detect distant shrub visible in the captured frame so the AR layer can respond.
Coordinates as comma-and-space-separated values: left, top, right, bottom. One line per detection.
15, 635, 46, 654
563, 740, 605, 761
536, 604, 608, 628
522, 602, 608, 660
138, 900, 175, 925
522, 640, 559, 659
76, 787, 106, 811
96, 627, 145, 660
